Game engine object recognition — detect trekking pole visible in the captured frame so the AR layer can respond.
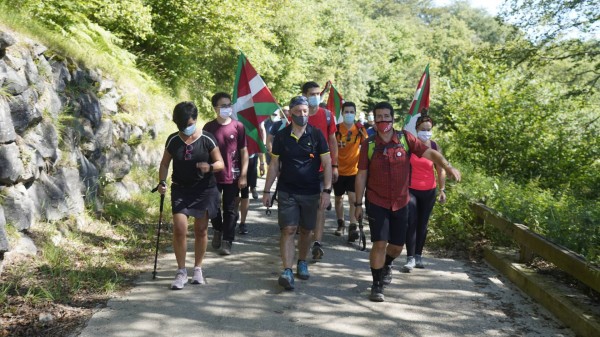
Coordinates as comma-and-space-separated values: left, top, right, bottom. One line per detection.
151, 184, 165, 279
266, 188, 277, 215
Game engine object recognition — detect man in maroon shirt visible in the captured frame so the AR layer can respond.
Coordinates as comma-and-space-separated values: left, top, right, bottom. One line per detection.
302, 81, 339, 261
354, 102, 461, 302
203, 92, 248, 255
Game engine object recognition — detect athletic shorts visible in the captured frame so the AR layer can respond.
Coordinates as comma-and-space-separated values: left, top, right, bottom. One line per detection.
333, 175, 356, 196
277, 190, 320, 230
171, 184, 220, 219
366, 201, 408, 246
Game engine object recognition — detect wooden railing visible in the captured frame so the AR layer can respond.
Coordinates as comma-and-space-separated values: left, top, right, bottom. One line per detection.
470, 202, 600, 337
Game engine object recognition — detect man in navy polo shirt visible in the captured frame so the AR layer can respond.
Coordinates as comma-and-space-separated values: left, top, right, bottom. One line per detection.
262, 96, 332, 290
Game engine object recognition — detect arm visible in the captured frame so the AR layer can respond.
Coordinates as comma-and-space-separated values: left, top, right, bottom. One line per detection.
262, 155, 280, 207
266, 133, 274, 153
328, 132, 339, 183
157, 149, 172, 195
320, 152, 332, 210
434, 145, 447, 203
196, 147, 225, 173
238, 147, 249, 189
422, 148, 461, 182
354, 169, 368, 220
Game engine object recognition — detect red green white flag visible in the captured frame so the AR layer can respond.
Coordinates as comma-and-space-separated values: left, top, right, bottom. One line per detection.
232, 52, 281, 154
322, 80, 345, 124
404, 64, 430, 137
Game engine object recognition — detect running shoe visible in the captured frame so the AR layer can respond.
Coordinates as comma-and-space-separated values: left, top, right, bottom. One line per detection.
171, 269, 188, 290
402, 256, 415, 273
191, 267, 205, 284
278, 268, 295, 290
297, 260, 310, 280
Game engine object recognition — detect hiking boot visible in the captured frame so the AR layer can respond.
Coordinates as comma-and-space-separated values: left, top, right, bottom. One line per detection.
382, 265, 392, 285
171, 269, 188, 290
415, 255, 424, 269
402, 256, 416, 273
369, 283, 385, 302
251, 188, 258, 200
212, 230, 222, 249
191, 267, 205, 284
348, 223, 359, 242
296, 260, 310, 280
219, 241, 232, 255
278, 268, 295, 290
311, 242, 324, 260
334, 219, 345, 236
238, 223, 249, 235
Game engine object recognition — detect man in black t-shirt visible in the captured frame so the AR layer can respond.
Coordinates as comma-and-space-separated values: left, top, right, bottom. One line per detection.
262, 96, 332, 291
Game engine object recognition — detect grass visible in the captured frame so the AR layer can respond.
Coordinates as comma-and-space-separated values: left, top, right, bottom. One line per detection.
0, 4, 176, 128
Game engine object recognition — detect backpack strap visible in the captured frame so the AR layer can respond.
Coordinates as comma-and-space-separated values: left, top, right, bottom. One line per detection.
324, 108, 331, 127
367, 131, 410, 162
430, 140, 438, 151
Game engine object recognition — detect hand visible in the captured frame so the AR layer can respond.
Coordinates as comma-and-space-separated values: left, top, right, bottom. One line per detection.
332, 167, 339, 183
262, 192, 272, 207
259, 163, 265, 177
320, 192, 330, 210
354, 204, 363, 222
238, 175, 248, 189
438, 190, 447, 204
158, 183, 167, 195
447, 167, 462, 182
196, 162, 211, 173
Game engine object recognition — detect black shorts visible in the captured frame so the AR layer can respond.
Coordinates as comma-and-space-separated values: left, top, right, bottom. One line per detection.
333, 175, 356, 196
366, 201, 408, 246
171, 184, 220, 219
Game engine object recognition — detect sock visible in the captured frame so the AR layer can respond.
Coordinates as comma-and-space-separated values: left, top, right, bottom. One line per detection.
371, 267, 383, 284
384, 254, 395, 267
178, 268, 187, 274
297, 259, 305, 265
313, 241, 321, 247
337, 219, 344, 226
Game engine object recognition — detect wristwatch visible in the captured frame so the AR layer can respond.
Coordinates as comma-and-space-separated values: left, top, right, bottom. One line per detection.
322, 188, 332, 194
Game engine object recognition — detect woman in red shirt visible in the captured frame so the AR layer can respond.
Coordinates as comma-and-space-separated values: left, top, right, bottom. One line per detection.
403, 113, 446, 272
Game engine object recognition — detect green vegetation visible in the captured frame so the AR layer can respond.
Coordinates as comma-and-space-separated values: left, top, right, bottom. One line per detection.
0, 0, 597, 267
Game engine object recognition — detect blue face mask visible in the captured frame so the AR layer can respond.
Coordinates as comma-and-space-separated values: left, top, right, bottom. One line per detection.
182, 124, 196, 136
343, 113, 355, 124
307, 95, 320, 107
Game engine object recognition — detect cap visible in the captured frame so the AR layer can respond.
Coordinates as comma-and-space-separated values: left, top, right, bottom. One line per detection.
289, 96, 308, 109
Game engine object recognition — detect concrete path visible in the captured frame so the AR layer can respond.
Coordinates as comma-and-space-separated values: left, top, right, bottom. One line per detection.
78, 179, 574, 337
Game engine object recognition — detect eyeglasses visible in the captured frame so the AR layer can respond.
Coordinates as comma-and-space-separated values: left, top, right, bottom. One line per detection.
217, 104, 232, 108
184, 144, 193, 160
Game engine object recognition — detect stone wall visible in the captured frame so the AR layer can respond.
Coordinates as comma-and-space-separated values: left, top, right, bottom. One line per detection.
0, 29, 163, 270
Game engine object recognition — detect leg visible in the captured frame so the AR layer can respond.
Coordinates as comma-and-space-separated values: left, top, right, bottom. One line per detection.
221, 183, 239, 242
280, 226, 297, 269
193, 213, 209, 267
334, 195, 345, 236
172, 213, 189, 269
298, 227, 313, 261
171, 213, 189, 289
238, 186, 250, 234
348, 192, 357, 224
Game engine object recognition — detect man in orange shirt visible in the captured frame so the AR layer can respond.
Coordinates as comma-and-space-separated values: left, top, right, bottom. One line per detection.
333, 101, 368, 240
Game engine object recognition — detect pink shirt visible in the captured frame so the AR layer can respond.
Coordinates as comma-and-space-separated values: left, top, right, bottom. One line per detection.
409, 151, 436, 191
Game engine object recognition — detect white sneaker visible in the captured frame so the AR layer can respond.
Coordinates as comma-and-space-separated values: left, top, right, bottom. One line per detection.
191, 267, 205, 284
415, 255, 424, 269
402, 256, 416, 273
171, 269, 188, 290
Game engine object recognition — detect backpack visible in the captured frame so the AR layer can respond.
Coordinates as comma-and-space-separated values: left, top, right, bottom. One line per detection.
367, 130, 411, 162
336, 122, 368, 144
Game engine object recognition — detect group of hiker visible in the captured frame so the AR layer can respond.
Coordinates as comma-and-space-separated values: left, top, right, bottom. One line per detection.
157, 81, 462, 302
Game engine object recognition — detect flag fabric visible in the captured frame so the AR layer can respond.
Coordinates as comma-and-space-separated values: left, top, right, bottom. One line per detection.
404, 64, 430, 137
323, 80, 345, 124
232, 52, 281, 154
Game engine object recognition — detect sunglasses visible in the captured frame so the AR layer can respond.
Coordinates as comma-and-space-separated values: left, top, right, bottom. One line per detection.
184, 144, 193, 160
346, 131, 352, 142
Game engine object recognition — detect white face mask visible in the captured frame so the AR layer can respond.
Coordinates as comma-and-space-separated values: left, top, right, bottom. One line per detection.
219, 107, 233, 118
417, 130, 432, 141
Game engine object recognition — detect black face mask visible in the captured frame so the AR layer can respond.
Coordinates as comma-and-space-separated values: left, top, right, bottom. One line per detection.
291, 114, 308, 127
